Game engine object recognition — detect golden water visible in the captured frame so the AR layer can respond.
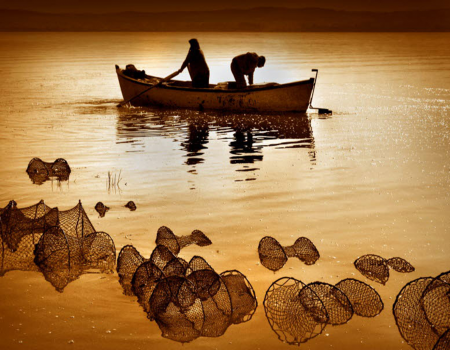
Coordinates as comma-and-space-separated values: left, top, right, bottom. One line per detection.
0, 32, 449, 349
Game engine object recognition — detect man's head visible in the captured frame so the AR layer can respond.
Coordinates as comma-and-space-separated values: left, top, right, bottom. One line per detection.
257, 56, 266, 68
189, 38, 200, 50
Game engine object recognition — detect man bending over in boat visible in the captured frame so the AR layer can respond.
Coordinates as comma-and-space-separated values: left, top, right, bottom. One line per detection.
231, 52, 266, 89
178, 39, 210, 88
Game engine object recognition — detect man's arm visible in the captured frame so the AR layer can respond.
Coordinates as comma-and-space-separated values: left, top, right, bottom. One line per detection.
248, 71, 254, 85
180, 51, 192, 71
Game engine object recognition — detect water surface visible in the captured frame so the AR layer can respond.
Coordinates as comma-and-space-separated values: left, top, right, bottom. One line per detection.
0, 32, 449, 350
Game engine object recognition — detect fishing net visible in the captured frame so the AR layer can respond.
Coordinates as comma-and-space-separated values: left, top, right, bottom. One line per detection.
258, 237, 287, 271
393, 277, 439, 350
82, 231, 116, 273
264, 277, 328, 345
1, 199, 112, 289
34, 224, 115, 292
434, 329, 450, 350
301, 282, 353, 325
264, 277, 384, 345
354, 254, 415, 285
132, 261, 164, 317
0, 200, 55, 252
186, 255, 214, 273
386, 257, 416, 273
117, 245, 146, 295
421, 272, 450, 337
132, 245, 187, 317
335, 278, 384, 317
118, 240, 257, 343
187, 269, 232, 337
34, 226, 85, 292
220, 270, 258, 324
354, 254, 390, 285
258, 236, 320, 272
0, 233, 41, 276
56, 201, 96, 239
26, 158, 71, 184
94, 202, 109, 218
155, 226, 212, 256
150, 276, 202, 343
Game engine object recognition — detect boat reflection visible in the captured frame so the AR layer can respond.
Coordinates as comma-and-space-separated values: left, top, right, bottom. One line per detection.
116, 108, 315, 178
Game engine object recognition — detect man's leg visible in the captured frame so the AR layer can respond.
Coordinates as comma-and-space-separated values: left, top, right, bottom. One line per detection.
231, 60, 246, 89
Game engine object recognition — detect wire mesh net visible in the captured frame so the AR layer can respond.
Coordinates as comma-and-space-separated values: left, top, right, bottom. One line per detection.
187, 269, 232, 337
263, 277, 328, 345
155, 226, 212, 256
354, 254, 390, 285
132, 261, 164, 317
301, 282, 353, 325
150, 276, 202, 343
258, 236, 319, 272
186, 255, 214, 273
335, 278, 384, 317
0, 233, 41, 276
393, 277, 440, 350
264, 277, 384, 346
220, 270, 258, 324
34, 226, 85, 292
34, 228, 115, 292
354, 254, 415, 285
1, 200, 55, 252
82, 231, 116, 273
421, 272, 450, 337
26, 158, 71, 184
117, 245, 146, 296
386, 257, 416, 273
131, 245, 187, 318
434, 329, 450, 350
57, 201, 96, 238
118, 240, 257, 343
1, 200, 115, 291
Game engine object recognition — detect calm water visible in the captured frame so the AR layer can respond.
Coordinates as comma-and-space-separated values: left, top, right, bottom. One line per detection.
0, 32, 449, 350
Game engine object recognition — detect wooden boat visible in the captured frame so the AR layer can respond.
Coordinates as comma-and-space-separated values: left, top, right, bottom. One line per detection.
116, 65, 316, 113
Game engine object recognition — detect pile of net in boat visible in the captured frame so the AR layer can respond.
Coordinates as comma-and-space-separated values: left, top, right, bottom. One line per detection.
26, 158, 71, 184
258, 236, 320, 271
393, 270, 450, 350
263, 277, 383, 346
354, 254, 415, 285
0, 200, 116, 292
116, 241, 257, 343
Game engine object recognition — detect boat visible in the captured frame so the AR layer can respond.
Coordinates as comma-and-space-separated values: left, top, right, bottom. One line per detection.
115, 65, 318, 113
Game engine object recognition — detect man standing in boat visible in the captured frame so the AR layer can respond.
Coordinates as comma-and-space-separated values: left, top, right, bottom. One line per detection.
179, 39, 210, 88
231, 52, 266, 89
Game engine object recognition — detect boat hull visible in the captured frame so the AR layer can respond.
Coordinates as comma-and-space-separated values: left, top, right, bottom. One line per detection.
116, 67, 314, 113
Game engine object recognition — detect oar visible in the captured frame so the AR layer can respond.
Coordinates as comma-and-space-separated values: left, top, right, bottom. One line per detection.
117, 70, 180, 108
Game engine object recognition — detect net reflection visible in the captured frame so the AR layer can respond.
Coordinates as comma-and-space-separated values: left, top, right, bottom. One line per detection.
116, 108, 315, 178
26, 158, 71, 185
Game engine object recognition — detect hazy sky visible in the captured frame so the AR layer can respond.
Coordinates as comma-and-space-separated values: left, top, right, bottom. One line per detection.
2, 0, 450, 13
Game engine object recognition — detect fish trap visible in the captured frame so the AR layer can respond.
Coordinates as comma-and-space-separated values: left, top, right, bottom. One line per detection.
258, 236, 320, 272
354, 254, 414, 285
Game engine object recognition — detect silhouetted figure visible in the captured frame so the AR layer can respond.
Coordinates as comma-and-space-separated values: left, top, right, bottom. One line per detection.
179, 39, 210, 88
231, 52, 266, 89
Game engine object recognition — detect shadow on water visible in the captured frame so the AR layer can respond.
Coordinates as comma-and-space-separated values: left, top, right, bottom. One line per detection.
116, 107, 316, 178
